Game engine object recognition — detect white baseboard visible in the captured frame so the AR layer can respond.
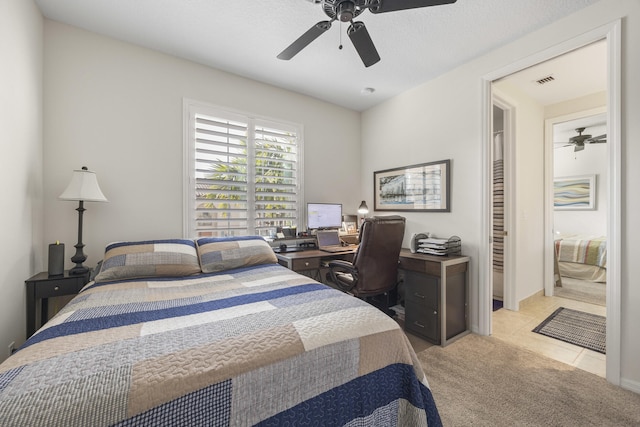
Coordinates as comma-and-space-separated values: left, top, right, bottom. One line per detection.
620, 377, 640, 395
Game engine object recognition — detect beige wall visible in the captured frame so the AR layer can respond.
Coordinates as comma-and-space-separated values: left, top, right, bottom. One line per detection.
42, 21, 362, 269
362, 0, 640, 391
0, 0, 43, 361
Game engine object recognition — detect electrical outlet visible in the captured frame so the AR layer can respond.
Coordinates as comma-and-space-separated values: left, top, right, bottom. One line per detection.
7, 341, 15, 357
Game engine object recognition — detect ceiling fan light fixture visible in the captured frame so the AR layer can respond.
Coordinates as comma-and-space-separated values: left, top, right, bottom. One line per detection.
337, 1, 356, 22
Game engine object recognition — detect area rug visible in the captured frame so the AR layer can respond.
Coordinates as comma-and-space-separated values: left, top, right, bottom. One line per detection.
532, 307, 606, 354
492, 299, 503, 311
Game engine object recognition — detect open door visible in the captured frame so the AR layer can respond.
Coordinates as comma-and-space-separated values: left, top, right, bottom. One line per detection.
490, 96, 515, 313
492, 106, 505, 306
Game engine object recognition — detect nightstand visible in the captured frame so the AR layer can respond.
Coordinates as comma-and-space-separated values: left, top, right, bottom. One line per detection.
25, 270, 90, 337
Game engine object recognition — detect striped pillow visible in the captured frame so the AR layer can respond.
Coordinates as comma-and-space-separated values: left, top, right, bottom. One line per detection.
197, 236, 277, 273
94, 239, 201, 282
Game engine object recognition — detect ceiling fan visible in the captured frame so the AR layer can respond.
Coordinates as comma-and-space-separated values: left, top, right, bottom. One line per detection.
277, 0, 457, 67
556, 127, 607, 152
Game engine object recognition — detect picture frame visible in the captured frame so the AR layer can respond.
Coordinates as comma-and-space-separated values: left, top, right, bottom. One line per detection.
342, 221, 357, 234
374, 159, 451, 212
554, 174, 596, 210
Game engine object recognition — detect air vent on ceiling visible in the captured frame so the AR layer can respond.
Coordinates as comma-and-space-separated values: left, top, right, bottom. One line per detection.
535, 75, 555, 85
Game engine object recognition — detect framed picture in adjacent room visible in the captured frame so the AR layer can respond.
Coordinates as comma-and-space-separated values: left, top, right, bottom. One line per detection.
374, 159, 451, 212
554, 174, 596, 210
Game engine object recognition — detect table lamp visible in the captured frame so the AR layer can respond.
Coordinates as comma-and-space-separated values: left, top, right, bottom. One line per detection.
59, 166, 108, 275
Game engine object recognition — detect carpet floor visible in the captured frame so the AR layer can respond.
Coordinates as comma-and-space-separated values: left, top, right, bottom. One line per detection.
417, 334, 640, 426
532, 307, 606, 354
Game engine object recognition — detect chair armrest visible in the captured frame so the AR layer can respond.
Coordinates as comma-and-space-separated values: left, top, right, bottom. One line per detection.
328, 259, 355, 272
328, 260, 358, 292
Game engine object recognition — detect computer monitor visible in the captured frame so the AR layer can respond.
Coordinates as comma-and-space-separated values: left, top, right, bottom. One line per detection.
307, 203, 342, 230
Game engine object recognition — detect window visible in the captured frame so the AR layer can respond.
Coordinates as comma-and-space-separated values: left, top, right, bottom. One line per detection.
184, 101, 303, 239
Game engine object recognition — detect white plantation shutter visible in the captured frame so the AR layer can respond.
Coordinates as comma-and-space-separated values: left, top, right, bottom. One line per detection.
185, 101, 302, 238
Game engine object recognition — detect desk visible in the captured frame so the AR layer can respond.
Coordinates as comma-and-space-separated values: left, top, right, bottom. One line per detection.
276, 247, 470, 347
275, 248, 357, 281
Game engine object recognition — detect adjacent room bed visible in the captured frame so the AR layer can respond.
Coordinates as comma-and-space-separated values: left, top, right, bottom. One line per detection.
0, 237, 441, 426
555, 234, 607, 283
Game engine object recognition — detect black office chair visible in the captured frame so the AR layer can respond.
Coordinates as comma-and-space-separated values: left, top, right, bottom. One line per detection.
328, 215, 406, 314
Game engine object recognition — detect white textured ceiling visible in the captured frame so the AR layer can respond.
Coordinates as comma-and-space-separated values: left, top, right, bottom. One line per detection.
497, 40, 607, 107
35, 0, 601, 111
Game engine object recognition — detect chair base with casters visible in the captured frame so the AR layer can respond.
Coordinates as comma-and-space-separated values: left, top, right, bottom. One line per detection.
327, 215, 406, 316
326, 266, 399, 316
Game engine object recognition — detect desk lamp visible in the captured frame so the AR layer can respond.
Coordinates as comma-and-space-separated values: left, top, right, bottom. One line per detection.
59, 166, 108, 275
357, 200, 369, 228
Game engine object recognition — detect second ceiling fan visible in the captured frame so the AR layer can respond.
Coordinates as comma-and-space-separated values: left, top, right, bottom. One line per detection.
277, 0, 457, 67
556, 127, 607, 152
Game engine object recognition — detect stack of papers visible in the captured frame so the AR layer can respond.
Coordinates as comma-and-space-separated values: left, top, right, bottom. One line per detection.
417, 237, 451, 256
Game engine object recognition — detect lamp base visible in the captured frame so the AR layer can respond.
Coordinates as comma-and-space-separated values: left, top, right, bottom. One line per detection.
69, 265, 90, 275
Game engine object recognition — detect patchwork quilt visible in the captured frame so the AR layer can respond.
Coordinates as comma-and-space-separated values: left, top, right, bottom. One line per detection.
555, 236, 607, 268
0, 264, 441, 426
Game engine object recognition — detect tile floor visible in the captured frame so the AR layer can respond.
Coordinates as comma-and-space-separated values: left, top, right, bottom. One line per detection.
491, 291, 606, 377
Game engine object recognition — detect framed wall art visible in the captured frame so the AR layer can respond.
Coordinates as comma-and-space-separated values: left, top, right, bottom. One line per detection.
374, 159, 451, 212
554, 174, 596, 210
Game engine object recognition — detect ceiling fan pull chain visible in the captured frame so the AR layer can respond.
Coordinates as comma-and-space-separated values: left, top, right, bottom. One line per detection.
339, 22, 343, 50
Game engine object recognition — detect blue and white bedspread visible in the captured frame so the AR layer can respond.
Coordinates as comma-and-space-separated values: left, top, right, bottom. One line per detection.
0, 264, 441, 426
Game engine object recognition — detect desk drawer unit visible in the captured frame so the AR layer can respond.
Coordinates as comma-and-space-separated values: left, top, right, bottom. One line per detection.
291, 257, 321, 272
399, 250, 470, 346
405, 299, 439, 343
34, 277, 86, 299
404, 271, 440, 343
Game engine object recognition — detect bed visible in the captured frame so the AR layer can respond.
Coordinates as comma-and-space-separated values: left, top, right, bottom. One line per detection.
555, 235, 607, 283
0, 237, 441, 426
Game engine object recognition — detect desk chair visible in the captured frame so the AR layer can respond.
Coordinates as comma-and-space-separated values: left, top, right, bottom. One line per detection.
328, 215, 406, 314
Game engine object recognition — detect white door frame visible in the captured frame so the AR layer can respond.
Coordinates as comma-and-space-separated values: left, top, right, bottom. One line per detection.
480, 20, 621, 385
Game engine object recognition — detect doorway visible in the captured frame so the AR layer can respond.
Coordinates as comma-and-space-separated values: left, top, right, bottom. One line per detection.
480, 21, 621, 385
548, 110, 607, 307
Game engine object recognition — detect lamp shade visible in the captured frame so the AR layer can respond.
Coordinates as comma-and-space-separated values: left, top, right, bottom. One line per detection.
357, 200, 369, 214
59, 167, 108, 202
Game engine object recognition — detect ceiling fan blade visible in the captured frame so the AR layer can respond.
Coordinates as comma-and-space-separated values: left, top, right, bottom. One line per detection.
277, 21, 332, 60
369, 0, 457, 14
348, 22, 380, 67
587, 134, 607, 143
